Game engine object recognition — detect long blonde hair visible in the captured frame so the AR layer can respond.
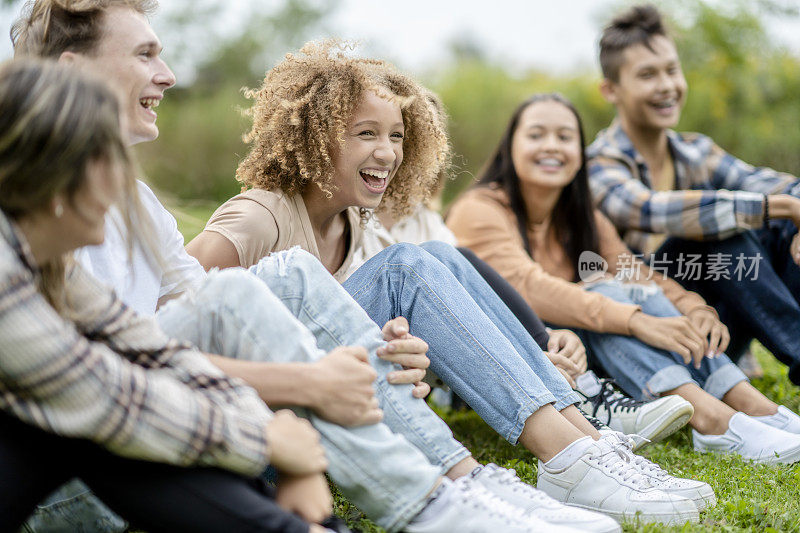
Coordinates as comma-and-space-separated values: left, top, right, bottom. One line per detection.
0, 58, 145, 310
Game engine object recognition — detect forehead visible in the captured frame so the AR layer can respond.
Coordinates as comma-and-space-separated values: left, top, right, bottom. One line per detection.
95, 6, 160, 53
350, 90, 404, 124
620, 35, 680, 71
518, 100, 578, 129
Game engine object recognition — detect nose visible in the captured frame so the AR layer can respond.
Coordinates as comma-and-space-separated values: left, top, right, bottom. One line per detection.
153, 57, 176, 89
373, 136, 397, 164
542, 132, 560, 151
656, 71, 674, 93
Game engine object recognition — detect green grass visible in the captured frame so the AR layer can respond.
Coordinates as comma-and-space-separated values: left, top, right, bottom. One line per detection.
170, 204, 800, 532
331, 344, 800, 533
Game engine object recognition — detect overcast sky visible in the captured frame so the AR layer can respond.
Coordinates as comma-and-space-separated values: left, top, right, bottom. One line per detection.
2, 0, 798, 80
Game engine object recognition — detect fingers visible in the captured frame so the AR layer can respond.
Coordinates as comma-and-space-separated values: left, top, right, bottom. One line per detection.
387, 368, 426, 384
339, 345, 369, 363
377, 338, 429, 362
381, 352, 430, 370
557, 366, 577, 388
547, 335, 561, 353
382, 316, 410, 341
546, 352, 581, 377
412, 382, 431, 399
718, 324, 731, 354
361, 408, 384, 426
791, 234, 800, 265
707, 323, 722, 357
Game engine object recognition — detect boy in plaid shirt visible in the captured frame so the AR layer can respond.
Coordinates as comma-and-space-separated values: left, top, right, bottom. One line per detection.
587, 4, 800, 385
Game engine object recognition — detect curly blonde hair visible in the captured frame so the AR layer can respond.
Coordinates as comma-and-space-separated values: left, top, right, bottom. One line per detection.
236, 40, 450, 216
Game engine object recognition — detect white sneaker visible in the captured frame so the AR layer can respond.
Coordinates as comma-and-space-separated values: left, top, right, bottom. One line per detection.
603, 432, 716, 511
536, 439, 699, 525
692, 412, 800, 464
753, 405, 800, 434
471, 463, 620, 532
405, 477, 581, 533
576, 372, 693, 450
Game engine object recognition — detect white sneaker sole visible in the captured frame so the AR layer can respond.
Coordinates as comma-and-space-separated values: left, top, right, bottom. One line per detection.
632, 402, 694, 451
568, 502, 700, 526
694, 441, 800, 465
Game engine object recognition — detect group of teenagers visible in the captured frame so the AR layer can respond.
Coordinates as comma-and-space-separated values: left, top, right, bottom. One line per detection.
3, 0, 800, 531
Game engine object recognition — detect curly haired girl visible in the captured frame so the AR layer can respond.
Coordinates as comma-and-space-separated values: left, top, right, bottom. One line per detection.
187, 42, 703, 526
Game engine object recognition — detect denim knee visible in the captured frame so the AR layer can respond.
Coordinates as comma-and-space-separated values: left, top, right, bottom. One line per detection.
199, 267, 262, 305
249, 247, 327, 291
419, 240, 459, 259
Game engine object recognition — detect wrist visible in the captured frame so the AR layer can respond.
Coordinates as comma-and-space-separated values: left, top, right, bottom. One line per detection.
767, 194, 800, 224
295, 362, 323, 410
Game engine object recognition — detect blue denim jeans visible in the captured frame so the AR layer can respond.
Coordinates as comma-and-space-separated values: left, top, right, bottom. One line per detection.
28, 250, 460, 533
654, 218, 800, 384
342, 241, 581, 443
157, 257, 456, 531
578, 280, 748, 401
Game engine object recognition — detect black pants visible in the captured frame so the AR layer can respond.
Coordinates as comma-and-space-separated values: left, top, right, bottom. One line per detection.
457, 247, 550, 351
654, 218, 800, 384
0, 413, 309, 533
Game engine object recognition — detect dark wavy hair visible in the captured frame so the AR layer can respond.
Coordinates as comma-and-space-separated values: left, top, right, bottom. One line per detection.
475, 93, 599, 282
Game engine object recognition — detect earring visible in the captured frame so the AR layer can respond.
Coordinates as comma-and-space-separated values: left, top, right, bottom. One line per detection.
54, 202, 63, 218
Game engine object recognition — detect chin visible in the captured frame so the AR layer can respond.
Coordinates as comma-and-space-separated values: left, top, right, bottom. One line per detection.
130, 125, 159, 145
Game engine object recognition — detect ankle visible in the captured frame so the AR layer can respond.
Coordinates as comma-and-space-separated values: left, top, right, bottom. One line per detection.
691, 409, 733, 435
445, 457, 481, 480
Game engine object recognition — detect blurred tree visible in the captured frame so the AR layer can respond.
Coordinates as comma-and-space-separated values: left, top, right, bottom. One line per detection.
138, 0, 339, 202
431, 0, 800, 206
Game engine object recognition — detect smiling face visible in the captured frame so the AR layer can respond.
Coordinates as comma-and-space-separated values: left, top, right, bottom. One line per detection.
510, 100, 582, 192
329, 90, 405, 210
73, 6, 175, 145
601, 35, 687, 133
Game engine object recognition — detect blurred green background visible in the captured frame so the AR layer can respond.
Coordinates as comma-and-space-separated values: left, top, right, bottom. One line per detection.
3, 0, 799, 228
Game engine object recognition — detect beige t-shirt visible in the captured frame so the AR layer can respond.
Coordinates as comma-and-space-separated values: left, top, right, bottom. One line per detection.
204, 189, 371, 282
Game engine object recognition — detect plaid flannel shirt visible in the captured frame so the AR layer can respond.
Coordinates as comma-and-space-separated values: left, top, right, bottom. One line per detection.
587, 120, 800, 255
0, 209, 271, 476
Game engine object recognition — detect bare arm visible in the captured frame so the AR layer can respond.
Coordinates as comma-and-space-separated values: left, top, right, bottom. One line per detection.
206, 346, 383, 427
186, 230, 242, 270
206, 354, 318, 408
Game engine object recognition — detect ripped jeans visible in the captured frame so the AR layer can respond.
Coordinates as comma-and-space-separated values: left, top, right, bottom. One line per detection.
25, 249, 469, 532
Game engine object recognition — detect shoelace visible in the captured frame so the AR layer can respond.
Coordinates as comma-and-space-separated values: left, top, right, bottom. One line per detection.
484, 464, 554, 503
584, 379, 645, 425
453, 477, 531, 526
590, 440, 649, 489
608, 433, 669, 480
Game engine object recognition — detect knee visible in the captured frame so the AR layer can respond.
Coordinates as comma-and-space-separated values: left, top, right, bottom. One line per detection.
419, 239, 457, 257
201, 268, 263, 305
251, 246, 327, 284
383, 242, 428, 263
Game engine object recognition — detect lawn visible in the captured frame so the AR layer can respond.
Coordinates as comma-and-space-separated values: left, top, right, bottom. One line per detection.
171, 202, 800, 533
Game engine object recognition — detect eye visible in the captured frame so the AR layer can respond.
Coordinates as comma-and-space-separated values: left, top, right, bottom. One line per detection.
391, 132, 404, 141
559, 134, 574, 142
358, 130, 376, 137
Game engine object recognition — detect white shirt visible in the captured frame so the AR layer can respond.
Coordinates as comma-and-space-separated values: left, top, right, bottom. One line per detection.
75, 180, 207, 315
359, 205, 457, 269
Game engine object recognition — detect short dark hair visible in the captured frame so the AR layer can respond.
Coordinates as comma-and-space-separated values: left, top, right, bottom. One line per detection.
599, 4, 668, 82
